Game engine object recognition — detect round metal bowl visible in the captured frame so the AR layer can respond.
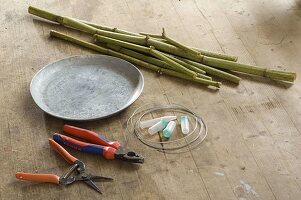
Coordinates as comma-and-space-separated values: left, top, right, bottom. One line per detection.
30, 54, 144, 121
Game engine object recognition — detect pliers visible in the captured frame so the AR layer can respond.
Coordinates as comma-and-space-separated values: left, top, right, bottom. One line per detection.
16, 139, 113, 193
52, 125, 144, 164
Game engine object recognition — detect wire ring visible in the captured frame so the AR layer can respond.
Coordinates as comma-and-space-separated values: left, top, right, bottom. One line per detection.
126, 103, 208, 153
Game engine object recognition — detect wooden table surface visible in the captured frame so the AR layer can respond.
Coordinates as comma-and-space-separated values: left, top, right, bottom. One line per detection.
1, 0, 301, 199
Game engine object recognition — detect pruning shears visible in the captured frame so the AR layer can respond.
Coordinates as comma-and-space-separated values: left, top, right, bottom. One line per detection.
53, 125, 144, 164
16, 139, 113, 193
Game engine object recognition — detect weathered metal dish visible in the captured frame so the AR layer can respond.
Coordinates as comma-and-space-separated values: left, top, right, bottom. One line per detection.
30, 54, 144, 121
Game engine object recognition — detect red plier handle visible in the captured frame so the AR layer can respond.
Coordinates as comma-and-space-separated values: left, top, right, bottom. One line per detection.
63, 125, 121, 149
56, 125, 144, 163
53, 133, 117, 160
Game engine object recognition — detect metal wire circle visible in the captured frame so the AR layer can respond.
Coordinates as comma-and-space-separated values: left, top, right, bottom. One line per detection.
126, 103, 208, 153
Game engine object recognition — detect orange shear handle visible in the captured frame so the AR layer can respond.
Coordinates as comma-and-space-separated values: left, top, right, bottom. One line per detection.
16, 172, 60, 184
48, 139, 78, 164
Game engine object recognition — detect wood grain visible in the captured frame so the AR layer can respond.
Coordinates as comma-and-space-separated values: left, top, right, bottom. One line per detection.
1, 0, 300, 199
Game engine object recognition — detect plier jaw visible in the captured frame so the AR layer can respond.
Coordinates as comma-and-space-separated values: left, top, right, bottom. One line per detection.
115, 147, 144, 164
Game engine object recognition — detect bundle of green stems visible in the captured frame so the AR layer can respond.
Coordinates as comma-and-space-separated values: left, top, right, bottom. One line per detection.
28, 6, 296, 88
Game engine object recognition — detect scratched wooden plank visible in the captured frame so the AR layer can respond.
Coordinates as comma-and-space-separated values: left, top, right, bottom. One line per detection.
1, 0, 301, 200
217, 0, 301, 199
199, 0, 301, 199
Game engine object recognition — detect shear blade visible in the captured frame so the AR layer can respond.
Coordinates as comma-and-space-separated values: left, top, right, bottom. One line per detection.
90, 175, 113, 182
84, 180, 102, 194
